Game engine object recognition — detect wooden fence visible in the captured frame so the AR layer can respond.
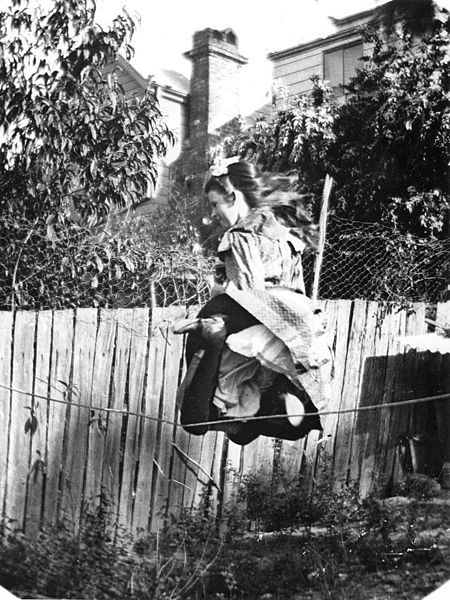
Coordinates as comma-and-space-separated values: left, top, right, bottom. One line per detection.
0, 300, 449, 536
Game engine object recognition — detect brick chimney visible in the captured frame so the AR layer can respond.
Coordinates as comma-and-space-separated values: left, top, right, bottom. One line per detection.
178, 28, 248, 194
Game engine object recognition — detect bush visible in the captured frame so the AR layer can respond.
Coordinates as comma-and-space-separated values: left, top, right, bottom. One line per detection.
0, 212, 214, 310
0, 493, 224, 599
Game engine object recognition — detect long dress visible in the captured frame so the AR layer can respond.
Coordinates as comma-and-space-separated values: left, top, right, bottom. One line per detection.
177, 207, 331, 445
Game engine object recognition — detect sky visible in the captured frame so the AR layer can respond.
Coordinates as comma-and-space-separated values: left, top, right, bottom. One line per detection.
2, 0, 448, 113
94, 0, 450, 113
95, 0, 389, 112
97, 0, 384, 78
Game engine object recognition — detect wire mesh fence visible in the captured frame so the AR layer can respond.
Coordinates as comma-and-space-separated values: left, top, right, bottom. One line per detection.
0, 212, 448, 312
314, 216, 450, 304
0, 213, 214, 311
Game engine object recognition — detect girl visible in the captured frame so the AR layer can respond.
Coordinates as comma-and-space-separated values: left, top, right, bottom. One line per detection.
175, 159, 331, 445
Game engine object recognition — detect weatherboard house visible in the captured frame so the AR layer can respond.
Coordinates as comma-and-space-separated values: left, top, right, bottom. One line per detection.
114, 1, 436, 212
112, 4, 385, 213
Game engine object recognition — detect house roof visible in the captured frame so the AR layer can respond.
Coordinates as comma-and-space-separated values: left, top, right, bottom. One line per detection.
267, 24, 367, 61
117, 54, 149, 90
117, 55, 189, 97
154, 69, 190, 95
267, 6, 376, 61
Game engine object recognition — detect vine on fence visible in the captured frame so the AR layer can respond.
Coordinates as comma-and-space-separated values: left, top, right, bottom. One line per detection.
0, 211, 448, 311
0, 213, 214, 311
319, 217, 450, 304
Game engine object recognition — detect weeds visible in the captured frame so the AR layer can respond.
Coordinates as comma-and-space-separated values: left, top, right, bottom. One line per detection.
1, 474, 449, 599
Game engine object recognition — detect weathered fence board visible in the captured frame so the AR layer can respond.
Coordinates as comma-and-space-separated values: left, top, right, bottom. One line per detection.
322, 299, 353, 460
118, 308, 149, 530
181, 430, 205, 512
210, 431, 226, 513
332, 299, 371, 488
220, 439, 242, 512
192, 430, 220, 508
84, 310, 117, 508
25, 311, 52, 536
376, 309, 407, 491
45, 310, 74, 525
102, 309, 133, 521
6, 311, 36, 528
169, 306, 203, 517
149, 308, 184, 531
1, 301, 449, 535
0, 311, 13, 519
133, 313, 165, 533
355, 302, 393, 495
61, 308, 98, 526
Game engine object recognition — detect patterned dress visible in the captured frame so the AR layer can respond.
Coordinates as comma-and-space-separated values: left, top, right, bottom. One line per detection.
178, 208, 331, 444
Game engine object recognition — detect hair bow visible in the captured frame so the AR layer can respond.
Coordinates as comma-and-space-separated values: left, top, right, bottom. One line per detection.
209, 155, 240, 177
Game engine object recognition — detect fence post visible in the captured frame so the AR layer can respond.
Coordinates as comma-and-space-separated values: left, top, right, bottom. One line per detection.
311, 175, 333, 303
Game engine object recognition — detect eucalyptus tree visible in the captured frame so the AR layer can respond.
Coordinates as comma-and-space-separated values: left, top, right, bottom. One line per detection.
0, 0, 174, 225
225, 2, 449, 239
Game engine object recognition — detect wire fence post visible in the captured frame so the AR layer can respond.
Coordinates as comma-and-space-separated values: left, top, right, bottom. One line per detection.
311, 175, 333, 303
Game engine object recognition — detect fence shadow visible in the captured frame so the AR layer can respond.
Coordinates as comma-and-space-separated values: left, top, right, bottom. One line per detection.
355, 350, 450, 492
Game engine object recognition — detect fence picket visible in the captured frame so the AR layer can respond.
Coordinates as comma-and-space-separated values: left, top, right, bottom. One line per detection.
25, 311, 52, 536
390, 304, 426, 484
0, 312, 14, 520
220, 440, 242, 514
45, 310, 74, 525
170, 352, 192, 521
84, 310, 117, 509
117, 308, 149, 530
60, 308, 98, 528
181, 433, 204, 512
191, 430, 220, 508
355, 302, 391, 495
332, 299, 369, 488
169, 306, 205, 516
318, 299, 352, 474
210, 431, 226, 514
279, 438, 307, 479
5, 311, 36, 529
133, 309, 166, 533
376, 309, 408, 492
102, 309, 133, 518
151, 307, 185, 531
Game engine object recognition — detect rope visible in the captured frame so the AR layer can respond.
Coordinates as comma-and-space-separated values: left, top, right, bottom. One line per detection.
0, 382, 449, 430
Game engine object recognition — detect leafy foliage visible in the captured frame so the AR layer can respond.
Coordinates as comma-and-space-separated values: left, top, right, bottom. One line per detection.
0, 212, 214, 310
329, 14, 450, 236
0, 0, 174, 224
225, 7, 450, 239
0, 0, 196, 311
225, 77, 337, 205
1, 478, 450, 599
0, 488, 225, 600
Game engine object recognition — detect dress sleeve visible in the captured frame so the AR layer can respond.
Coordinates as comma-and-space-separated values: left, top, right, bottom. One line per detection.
223, 231, 266, 290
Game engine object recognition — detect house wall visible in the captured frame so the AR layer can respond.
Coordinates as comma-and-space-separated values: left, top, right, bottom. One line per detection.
104, 57, 189, 214
270, 28, 370, 99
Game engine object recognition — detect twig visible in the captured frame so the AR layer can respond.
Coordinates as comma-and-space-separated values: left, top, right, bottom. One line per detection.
172, 443, 221, 491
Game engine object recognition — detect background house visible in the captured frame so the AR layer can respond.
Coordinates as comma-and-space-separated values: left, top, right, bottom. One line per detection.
268, 8, 373, 101
116, 0, 440, 212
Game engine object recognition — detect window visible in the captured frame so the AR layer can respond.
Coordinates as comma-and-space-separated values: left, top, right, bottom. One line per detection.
323, 42, 363, 96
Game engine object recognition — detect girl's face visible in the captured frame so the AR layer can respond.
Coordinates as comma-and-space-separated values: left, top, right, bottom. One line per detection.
208, 189, 239, 228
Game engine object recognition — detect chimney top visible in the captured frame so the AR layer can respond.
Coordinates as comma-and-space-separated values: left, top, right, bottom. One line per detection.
184, 27, 248, 65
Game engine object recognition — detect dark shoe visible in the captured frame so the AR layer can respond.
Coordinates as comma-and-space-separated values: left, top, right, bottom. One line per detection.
174, 315, 228, 347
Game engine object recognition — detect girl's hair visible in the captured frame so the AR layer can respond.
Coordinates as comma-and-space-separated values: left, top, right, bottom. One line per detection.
204, 160, 318, 251
204, 160, 260, 206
